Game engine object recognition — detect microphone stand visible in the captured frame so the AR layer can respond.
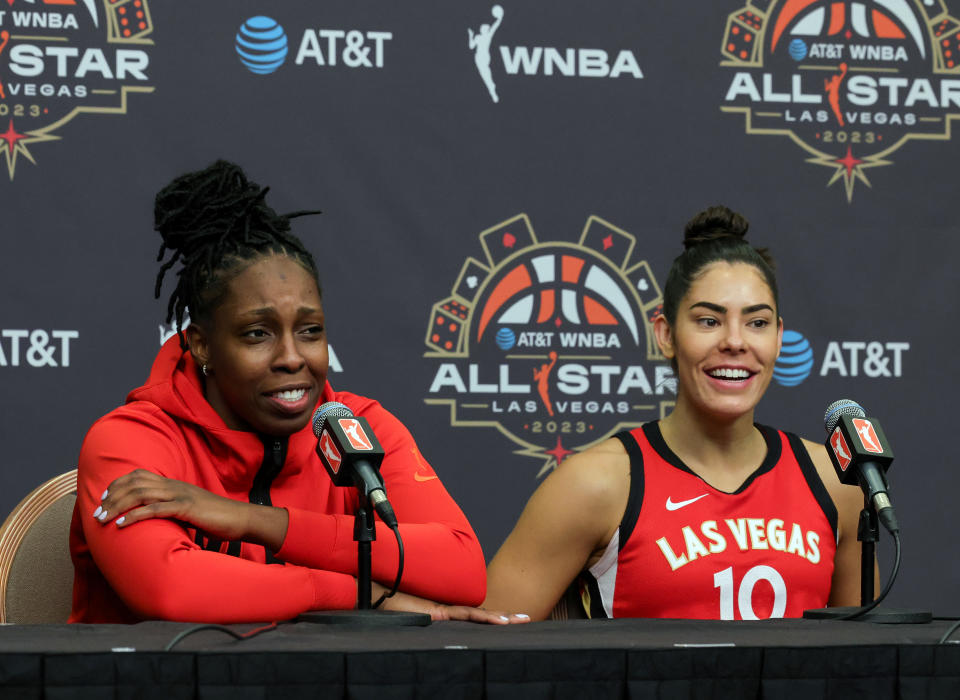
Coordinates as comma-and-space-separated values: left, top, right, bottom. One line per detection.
858, 506, 878, 606
298, 496, 430, 626
803, 496, 930, 624
355, 500, 375, 610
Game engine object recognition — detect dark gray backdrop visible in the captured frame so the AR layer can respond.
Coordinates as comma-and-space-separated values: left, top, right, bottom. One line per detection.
1, 1, 956, 615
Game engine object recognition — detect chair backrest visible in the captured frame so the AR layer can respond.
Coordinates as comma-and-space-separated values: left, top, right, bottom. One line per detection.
0, 470, 77, 623
550, 579, 590, 620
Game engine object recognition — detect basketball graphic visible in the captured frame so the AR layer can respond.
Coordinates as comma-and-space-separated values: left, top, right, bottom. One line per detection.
425, 214, 675, 477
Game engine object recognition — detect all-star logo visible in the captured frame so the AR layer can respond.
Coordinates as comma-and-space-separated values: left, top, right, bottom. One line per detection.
424, 214, 676, 477
0, 0, 155, 179
720, 0, 960, 200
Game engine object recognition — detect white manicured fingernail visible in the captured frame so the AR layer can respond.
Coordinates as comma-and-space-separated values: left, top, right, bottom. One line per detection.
499, 616, 509, 622
97, 510, 108, 522
101, 489, 109, 500
93, 506, 102, 518
116, 516, 125, 526
515, 613, 530, 619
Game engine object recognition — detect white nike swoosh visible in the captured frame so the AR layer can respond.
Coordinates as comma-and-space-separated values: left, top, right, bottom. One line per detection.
665, 494, 708, 511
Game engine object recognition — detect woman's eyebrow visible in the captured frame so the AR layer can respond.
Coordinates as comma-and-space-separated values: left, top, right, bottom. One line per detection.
689, 301, 725, 313
743, 303, 774, 314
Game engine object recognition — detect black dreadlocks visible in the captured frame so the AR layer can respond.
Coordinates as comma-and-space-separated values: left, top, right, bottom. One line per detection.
153, 160, 321, 348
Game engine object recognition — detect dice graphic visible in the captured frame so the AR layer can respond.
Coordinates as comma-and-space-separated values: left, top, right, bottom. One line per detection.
106, 0, 154, 41
723, 7, 764, 64
426, 298, 469, 353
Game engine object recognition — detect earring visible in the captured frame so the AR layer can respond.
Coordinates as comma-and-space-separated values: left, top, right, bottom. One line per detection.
201, 364, 209, 377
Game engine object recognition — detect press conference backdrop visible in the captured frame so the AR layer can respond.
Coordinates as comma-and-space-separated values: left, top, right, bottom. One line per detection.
1, 1, 956, 616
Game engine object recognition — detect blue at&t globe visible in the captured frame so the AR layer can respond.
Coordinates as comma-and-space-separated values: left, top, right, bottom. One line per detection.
788, 38, 808, 62
235, 17, 288, 75
495, 327, 516, 351
773, 330, 814, 386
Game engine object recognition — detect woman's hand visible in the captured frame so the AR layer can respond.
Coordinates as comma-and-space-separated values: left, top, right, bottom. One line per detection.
93, 469, 288, 550
371, 583, 530, 624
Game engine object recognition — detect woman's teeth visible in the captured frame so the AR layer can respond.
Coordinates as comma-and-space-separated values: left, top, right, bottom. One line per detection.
272, 389, 306, 402
709, 368, 750, 379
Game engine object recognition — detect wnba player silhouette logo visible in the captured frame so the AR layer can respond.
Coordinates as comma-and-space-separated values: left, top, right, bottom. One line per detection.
0, 31, 9, 99
469, 5, 504, 103
824, 62, 847, 127
533, 351, 558, 417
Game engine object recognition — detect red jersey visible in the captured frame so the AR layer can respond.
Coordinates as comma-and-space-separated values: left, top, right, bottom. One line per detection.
583, 422, 838, 619
69, 337, 485, 623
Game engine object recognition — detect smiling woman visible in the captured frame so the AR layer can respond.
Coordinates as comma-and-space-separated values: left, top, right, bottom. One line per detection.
67, 161, 513, 625
483, 205, 867, 621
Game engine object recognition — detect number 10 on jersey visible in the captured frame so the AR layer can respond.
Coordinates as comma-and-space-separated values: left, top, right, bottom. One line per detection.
713, 565, 787, 620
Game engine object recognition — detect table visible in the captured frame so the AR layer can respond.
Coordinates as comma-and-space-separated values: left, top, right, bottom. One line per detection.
1, 617, 958, 699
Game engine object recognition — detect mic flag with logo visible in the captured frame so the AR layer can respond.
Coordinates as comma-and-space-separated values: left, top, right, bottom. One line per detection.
313, 408, 385, 490
825, 412, 894, 486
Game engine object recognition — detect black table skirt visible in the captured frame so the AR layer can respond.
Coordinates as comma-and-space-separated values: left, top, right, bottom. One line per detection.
1, 618, 958, 699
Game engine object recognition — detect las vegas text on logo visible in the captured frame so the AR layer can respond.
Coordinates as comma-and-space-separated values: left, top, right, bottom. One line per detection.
424, 214, 675, 477
0, 0, 154, 179
720, 0, 960, 200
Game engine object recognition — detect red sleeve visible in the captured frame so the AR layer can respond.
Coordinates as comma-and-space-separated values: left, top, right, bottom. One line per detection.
75, 409, 356, 623
275, 400, 487, 605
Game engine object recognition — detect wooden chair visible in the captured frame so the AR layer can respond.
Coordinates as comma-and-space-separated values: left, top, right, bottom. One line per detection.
550, 579, 590, 620
0, 470, 77, 623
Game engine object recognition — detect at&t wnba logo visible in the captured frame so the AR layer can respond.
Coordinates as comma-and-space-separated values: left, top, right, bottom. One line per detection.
424, 214, 675, 477
720, 0, 960, 200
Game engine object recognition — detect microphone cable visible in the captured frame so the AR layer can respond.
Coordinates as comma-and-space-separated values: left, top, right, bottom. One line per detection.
372, 524, 404, 608
938, 618, 960, 644
163, 621, 278, 651
833, 530, 901, 621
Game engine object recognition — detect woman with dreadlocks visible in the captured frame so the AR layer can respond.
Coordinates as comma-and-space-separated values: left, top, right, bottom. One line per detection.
69, 161, 510, 623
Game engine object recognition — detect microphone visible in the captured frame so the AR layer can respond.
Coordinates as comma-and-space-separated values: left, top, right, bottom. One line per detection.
823, 399, 898, 534
312, 402, 398, 529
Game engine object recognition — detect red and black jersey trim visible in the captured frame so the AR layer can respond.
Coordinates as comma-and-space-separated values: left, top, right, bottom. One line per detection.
642, 421, 782, 494
785, 431, 839, 540
612, 430, 644, 553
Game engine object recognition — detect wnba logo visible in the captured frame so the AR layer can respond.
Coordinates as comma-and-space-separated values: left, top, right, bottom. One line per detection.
424, 214, 675, 476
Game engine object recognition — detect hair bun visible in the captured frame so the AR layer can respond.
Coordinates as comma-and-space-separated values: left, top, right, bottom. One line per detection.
153, 160, 265, 258
682, 205, 749, 250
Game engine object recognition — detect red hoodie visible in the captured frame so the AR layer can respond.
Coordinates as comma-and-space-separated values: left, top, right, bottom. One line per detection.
69, 337, 486, 623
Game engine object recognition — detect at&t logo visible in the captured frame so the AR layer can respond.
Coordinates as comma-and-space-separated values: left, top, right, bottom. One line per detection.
424, 214, 674, 477
0, 328, 78, 367
234, 15, 392, 76
773, 329, 909, 386
773, 329, 815, 386
235, 17, 288, 75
